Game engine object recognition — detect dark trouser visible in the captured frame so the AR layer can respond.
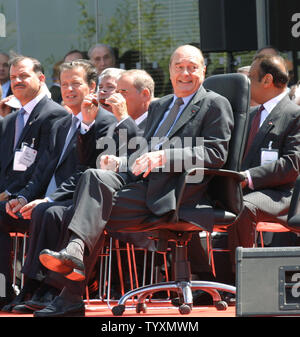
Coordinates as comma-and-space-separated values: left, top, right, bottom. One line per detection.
227, 189, 292, 271
66, 168, 127, 254
21, 199, 73, 281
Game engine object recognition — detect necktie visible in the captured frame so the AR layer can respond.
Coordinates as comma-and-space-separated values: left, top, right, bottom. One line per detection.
59, 116, 79, 163
243, 104, 264, 158
153, 97, 184, 138
14, 108, 26, 149
45, 116, 79, 197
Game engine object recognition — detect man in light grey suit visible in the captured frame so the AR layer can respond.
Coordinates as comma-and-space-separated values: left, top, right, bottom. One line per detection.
37, 45, 234, 317
227, 54, 300, 268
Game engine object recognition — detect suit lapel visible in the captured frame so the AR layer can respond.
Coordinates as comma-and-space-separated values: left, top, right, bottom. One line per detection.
9, 111, 18, 151
55, 115, 76, 168
168, 87, 207, 138
243, 97, 286, 164
145, 87, 207, 141
4, 112, 18, 172
144, 96, 173, 140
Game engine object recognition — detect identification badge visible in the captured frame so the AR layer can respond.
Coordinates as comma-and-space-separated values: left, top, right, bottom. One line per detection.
261, 141, 278, 166
13, 144, 37, 171
19, 145, 37, 167
13, 151, 27, 171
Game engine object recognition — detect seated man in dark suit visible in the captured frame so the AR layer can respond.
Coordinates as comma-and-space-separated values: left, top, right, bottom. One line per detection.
36, 44, 234, 317
0, 55, 67, 308
227, 54, 300, 269
0, 60, 117, 311
4, 68, 155, 314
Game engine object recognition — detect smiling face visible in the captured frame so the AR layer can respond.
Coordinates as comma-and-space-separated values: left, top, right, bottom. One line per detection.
169, 45, 206, 98
60, 66, 96, 114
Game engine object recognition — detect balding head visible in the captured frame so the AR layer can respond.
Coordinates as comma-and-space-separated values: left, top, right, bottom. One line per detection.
169, 45, 206, 97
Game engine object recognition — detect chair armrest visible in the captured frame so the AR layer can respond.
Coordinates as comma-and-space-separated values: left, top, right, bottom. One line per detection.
186, 167, 245, 182
173, 167, 244, 221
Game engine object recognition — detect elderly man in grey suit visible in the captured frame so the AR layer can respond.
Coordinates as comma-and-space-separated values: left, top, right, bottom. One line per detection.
37, 44, 234, 317
227, 54, 300, 268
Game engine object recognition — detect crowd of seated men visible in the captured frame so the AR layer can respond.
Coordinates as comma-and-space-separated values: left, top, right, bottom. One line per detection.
0, 43, 300, 317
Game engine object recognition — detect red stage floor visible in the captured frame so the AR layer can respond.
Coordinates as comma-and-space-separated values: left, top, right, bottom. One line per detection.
0, 300, 236, 317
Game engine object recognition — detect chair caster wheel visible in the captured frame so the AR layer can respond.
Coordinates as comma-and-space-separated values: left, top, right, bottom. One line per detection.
215, 300, 228, 311
112, 304, 125, 316
179, 304, 192, 315
136, 303, 147, 313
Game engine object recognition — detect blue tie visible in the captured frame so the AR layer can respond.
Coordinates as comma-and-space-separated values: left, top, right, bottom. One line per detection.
45, 116, 79, 197
14, 108, 26, 149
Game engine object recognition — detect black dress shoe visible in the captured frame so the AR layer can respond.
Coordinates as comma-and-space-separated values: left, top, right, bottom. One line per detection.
33, 296, 85, 317
24, 285, 60, 311
1, 278, 42, 312
12, 304, 34, 314
39, 248, 85, 281
1, 285, 33, 312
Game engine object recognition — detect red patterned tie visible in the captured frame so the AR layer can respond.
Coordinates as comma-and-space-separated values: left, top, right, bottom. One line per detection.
243, 105, 264, 158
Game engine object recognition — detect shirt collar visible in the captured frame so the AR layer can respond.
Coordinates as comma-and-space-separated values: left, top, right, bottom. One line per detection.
73, 111, 83, 123
22, 92, 46, 114
135, 111, 148, 126
262, 89, 289, 115
172, 93, 195, 107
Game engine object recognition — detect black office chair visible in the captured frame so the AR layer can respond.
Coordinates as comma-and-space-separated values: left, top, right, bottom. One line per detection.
111, 73, 251, 316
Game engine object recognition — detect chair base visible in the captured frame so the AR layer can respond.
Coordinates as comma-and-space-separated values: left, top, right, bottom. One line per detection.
111, 280, 236, 316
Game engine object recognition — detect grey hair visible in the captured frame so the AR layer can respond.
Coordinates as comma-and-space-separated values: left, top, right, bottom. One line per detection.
88, 44, 116, 60
120, 69, 155, 98
98, 67, 125, 83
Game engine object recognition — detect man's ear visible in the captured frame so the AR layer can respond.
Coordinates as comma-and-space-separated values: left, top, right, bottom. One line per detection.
262, 73, 273, 87
39, 73, 46, 84
142, 87, 151, 101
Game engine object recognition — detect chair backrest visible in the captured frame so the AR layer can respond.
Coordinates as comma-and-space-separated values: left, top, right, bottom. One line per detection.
203, 73, 251, 215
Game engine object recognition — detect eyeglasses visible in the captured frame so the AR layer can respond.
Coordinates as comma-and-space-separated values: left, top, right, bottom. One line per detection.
116, 88, 129, 94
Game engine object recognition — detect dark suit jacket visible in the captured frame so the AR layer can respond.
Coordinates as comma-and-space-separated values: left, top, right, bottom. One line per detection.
126, 86, 234, 231
242, 94, 300, 215
0, 96, 67, 195
47, 108, 118, 202
77, 111, 141, 168
18, 113, 80, 202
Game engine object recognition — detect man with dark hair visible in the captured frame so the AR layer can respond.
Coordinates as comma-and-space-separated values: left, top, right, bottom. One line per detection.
0, 59, 116, 312
63, 50, 87, 62
0, 55, 68, 308
227, 54, 300, 267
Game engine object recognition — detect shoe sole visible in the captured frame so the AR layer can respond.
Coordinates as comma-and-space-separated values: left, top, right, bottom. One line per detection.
24, 302, 46, 311
39, 253, 73, 275
12, 306, 34, 314
65, 268, 85, 282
